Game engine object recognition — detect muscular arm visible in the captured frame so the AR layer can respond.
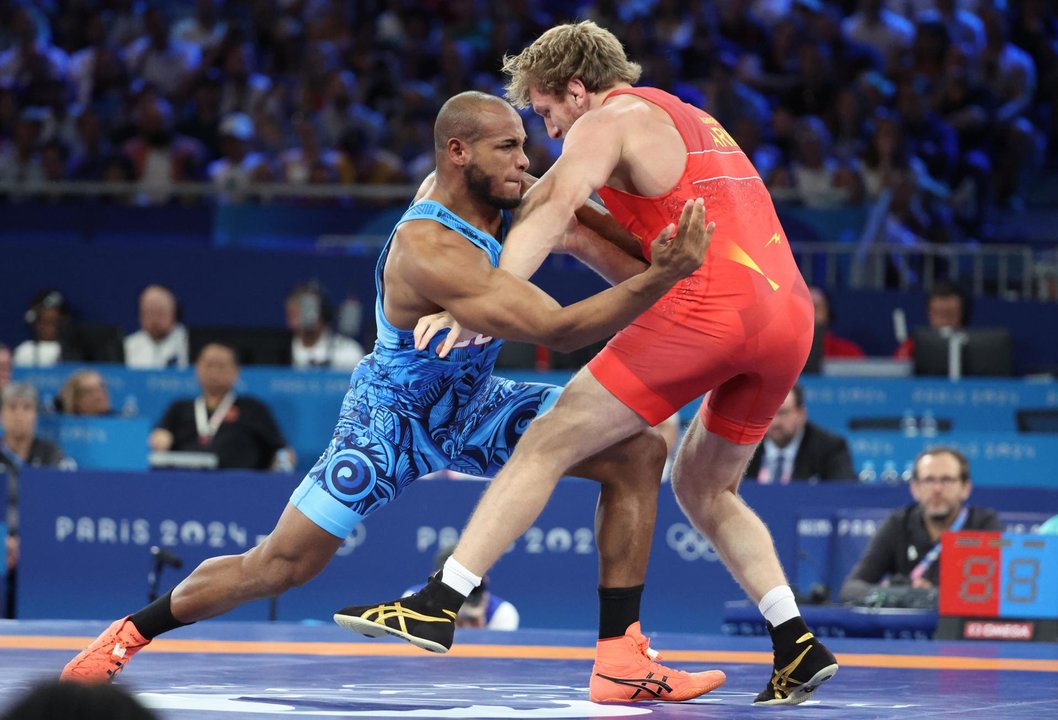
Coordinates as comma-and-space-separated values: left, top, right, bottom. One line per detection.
533, 170, 647, 283
562, 220, 648, 285
499, 110, 625, 280
420, 167, 646, 285
392, 199, 705, 354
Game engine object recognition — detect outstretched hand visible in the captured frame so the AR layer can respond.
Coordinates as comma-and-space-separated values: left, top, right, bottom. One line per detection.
414, 311, 478, 358
648, 198, 713, 280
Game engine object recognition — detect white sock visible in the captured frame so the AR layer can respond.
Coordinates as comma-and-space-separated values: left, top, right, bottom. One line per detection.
758, 586, 800, 627
440, 556, 481, 598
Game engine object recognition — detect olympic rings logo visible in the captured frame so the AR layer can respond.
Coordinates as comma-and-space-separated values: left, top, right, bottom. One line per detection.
335, 525, 367, 557
666, 523, 719, 562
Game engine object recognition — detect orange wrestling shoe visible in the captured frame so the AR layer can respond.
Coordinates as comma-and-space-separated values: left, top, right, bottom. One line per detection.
60, 616, 151, 684
589, 622, 726, 703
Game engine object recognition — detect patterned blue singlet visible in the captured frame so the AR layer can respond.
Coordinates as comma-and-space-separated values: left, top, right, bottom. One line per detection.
290, 201, 561, 538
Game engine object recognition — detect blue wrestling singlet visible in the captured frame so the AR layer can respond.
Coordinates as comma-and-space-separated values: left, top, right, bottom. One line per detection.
290, 200, 561, 538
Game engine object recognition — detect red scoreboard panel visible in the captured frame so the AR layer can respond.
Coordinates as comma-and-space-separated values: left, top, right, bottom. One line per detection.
938, 531, 1058, 642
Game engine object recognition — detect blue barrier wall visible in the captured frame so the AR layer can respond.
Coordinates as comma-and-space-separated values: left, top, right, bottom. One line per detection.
16, 470, 1058, 631
5, 201, 1057, 372
11, 366, 1058, 484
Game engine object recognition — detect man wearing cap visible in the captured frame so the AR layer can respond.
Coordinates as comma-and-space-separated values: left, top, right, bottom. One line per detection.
208, 113, 268, 202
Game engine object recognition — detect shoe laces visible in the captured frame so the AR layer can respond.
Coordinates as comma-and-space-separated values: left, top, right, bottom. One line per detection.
632, 634, 689, 677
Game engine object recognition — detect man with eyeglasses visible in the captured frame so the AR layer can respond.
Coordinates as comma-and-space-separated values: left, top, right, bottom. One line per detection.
839, 446, 1000, 605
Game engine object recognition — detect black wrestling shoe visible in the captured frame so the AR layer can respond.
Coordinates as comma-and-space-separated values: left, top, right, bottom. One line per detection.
753, 616, 839, 705
333, 574, 465, 654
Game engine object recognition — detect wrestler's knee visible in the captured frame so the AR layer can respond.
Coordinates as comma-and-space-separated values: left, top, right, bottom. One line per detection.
577, 427, 666, 490
671, 459, 735, 510
616, 428, 667, 485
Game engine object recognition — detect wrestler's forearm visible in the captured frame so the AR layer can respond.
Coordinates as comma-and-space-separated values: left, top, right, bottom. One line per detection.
539, 263, 678, 352
500, 178, 580, 280
573, 199, 645, 262
565, 224, 649, 285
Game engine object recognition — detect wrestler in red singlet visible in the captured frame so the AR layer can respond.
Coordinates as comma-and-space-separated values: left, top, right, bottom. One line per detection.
587, 87, 814, 443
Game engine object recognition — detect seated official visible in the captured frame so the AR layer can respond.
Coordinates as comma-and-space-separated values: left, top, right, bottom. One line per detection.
285, 283, 364, 371
809, 286, 865, 359
840, 446, 1001, 605
1, 382, 71, 617
745, 385, 854, 483
58, 370, 113, 416
13, 290, 73, 367
148, 343, 293, 470
124, 284, 189, 369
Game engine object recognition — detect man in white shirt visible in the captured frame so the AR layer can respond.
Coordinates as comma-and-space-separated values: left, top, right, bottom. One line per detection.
285, 284, 364, 371
124, 285, 189, 369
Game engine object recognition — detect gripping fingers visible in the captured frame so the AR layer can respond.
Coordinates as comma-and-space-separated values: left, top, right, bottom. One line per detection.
414, 312, 455, 351
437, 322, 465, 358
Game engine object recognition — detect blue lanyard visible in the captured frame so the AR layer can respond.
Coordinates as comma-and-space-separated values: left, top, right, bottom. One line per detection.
909, 506, 969, 582
0, 443, 24, 472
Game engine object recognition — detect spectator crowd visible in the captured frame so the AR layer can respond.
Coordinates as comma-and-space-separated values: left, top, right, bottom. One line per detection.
0, 0, 1053, 244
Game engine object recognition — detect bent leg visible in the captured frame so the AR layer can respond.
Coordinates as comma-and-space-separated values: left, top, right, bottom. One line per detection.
670, 416, 787, 602
570, 428, 666, 588
172, 503, 344, 622
453, 368, 650, 576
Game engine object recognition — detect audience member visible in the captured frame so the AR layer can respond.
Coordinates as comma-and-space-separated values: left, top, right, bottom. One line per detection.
745, 384, 855, 483
0, 680, 158, 720
13, 290, 70, 367
148, 343, 291, 470
403, 545, 519, 630
171, 0, 227, 55
809, 286, 865, 358
769, 115, 863, 208
840, 0, 916, 71
208, 112, 268, 202
840, 446, 1000, 604
124, 284, 189, 369
285, 283, 364, 371
121, 96, 204, 204
1, 382, 69, 619
59, 370, 112, 416
893, 280, 968, 359
122, 7, 200, 100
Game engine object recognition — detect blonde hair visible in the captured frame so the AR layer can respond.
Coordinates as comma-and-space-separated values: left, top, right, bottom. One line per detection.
502, 21, 641, 108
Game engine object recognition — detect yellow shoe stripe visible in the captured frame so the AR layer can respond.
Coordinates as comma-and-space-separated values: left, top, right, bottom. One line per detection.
357, 604, 454, 626
770, 645, 813, 696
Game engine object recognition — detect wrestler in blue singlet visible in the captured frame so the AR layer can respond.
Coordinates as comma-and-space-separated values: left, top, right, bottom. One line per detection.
290, 201, 561, 538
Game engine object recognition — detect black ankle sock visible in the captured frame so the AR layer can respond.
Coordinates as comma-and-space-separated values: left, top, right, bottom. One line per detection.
767, 615, 809, 649
130, 591, 193, 640
598, 584, 644, 640
421, 573, 468, 614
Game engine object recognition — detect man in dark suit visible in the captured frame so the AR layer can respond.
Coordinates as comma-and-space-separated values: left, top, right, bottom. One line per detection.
745, 384, 854, 483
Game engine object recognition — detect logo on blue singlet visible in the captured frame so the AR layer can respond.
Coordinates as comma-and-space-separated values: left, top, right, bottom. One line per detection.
324, 449, 378, 502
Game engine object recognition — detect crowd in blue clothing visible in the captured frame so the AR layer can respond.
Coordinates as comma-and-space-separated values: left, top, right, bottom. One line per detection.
0, 1, 1054, 241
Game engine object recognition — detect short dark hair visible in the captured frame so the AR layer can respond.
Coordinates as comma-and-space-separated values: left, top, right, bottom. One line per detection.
929, 280, 970, 325
790, 383, 805, 409
0, 680, 158, 720
913, 445, 970, 482
196, 341, 240, 365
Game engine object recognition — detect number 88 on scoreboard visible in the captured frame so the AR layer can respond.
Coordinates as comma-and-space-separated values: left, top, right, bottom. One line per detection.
937, 531, 1058, 642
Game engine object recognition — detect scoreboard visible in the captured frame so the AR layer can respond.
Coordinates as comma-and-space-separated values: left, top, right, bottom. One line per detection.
937, 531, 1058, 641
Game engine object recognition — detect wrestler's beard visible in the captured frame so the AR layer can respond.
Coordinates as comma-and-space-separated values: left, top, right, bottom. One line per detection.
465, 162, 522, 210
